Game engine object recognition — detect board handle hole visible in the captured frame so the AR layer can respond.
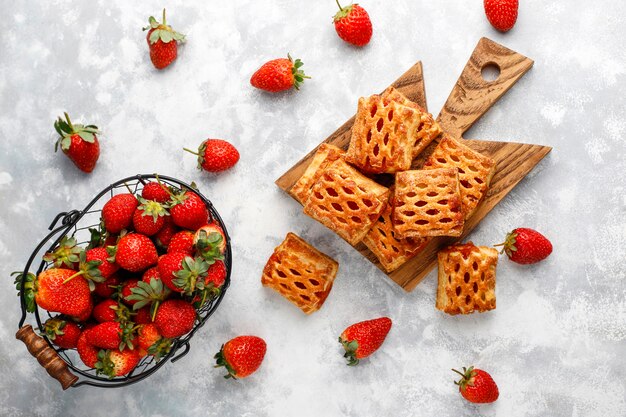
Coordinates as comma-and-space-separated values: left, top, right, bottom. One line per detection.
481, 62, 500, 82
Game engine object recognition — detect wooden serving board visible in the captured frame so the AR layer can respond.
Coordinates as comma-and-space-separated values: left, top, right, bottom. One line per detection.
276, 38, 552, 292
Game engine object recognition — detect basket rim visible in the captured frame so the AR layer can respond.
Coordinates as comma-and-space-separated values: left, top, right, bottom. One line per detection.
17, 173, 232, 388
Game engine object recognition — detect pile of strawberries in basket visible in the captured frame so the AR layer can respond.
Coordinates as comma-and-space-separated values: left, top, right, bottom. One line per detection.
14, 180, 227, 378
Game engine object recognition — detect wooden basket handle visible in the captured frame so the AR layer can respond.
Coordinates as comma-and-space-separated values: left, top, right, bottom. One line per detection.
16, 325, 78, 390
437, 37, 534, 139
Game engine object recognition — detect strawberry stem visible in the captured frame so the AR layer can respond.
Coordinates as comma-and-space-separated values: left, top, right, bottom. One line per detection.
64, 112, 74, 132
162, 9, 167, 26
62, 270, 85, 284
183, 147, 200, 156
335, 0, 344, 11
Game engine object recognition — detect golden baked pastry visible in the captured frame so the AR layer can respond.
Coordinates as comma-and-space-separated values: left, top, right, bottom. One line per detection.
380, 87, 442, 158
422, 135, 496, 219
345, 94, 417, 173
303, 159, 390, 245
436, 242, 497, 315
290, 144, 346, 205
392, 168, 464, 238
362, 203, 430, 272
261, 232, 339, 314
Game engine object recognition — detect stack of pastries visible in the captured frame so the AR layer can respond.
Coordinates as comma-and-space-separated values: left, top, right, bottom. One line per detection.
285, 87, 498, 315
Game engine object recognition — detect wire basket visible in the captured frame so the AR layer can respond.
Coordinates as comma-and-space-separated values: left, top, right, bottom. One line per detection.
15, 174, 231, 389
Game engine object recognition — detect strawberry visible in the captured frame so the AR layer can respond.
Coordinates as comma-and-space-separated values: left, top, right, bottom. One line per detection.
43, 317, 81, 349
333, 1, 373, 47
43, 236, 81, 269
167, 230, 195, 255
85, 247, 119, 279
132, 198, 169, 236
93, 273, 121, 298
250, 54, 309, 92
109, 233, 158, 272
154, 216, 178, 250
77, 330, 100, 368
53, 112, 100, 173
214, 336, 266, 379
483, 0, 518, 32
158, 252, 209, 295
194, 224, 227, 262
205, 260, 227, 289
95, 349, 141, 378
496, 228, 552, 264
126, 272, 171, 321
183, 139, 240, 173
453, 366, 499, 403
19, 269, 91, 317
137, 323, 172, 359
121, 279, 141, 306
143, 9, 185, 70
102, 193, 139, 234
87, 321, 135, 351
339, 317, 392, 365
141, 181, 171, 203
93, 299, 131, 323
134, 306, 153, 324
169, 190, 209, 230
154, 299, 196, 338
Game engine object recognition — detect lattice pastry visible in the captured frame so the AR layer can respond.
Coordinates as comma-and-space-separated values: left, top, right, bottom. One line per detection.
436, 242, 497, 315
392, 168, 464, 238
380, 87, 442, 157
422, 135, 496, 219
290, 144, 346, 205
362, 203, 430, 272
345, 94, 418, 173
303, 159, 390, 245
261, 232, 339, 314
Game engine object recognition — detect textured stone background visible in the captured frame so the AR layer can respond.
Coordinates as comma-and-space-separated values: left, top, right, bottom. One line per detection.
0, 0, 624, 416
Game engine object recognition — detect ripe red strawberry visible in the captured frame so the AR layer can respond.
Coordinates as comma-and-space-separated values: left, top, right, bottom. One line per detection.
121, 279, 141, 306
214, 335, 266, 379
141, 181, 171, 203
453, 366, 499, 403
137, 323, 172, 359
154, 216, 178, 250
205, 260, 226, 288
154, 299, 196, 338
28, 269, 92, 317
194, 223, 227, 261
143, 9, 185, 70
77, 330, 100, 368
87, 321, 134, 350
43, 317, 81, 349
134, 306, 153, 324
93, 299, 131, 323
183, 139, 240, 173
167, 230, 195, 255
169, 191, 209, 230
132, 198, 168, 236
496, 228, 552, 264
158, 252, 208, 294
43, 236, 81, 269
95, 349, 141, 378
250, 54, 309, 92
142, 267, 161, 284
86, 247, 119, 279
54, 112, 100, 173
110, 233, 158, 272
339, 317, 392, 365
93, 273, 121, 298
483, 0, 518, 32
102, 194, 139, 234
333, 1, 373, 47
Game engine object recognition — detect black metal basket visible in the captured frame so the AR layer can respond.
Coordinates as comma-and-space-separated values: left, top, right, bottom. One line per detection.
15, 174, 231, 389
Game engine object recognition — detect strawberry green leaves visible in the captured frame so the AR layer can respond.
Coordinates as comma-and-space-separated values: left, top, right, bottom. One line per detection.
288, 54, 310, 91
13, 271, 36, 313
43, 236, 81, 268
172, 256, 209, 295
195, 231, 225, 264
144, 9, 186, 45
53, 112, 100, 152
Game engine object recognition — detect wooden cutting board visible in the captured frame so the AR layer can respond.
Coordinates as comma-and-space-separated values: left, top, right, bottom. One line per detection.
275, 38, 552, 292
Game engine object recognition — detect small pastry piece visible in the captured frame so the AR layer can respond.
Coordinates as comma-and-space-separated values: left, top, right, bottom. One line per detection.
303, 159, 389, 245
380, 87, 442, 158
422, 135, 496, 219
436, 242, 497, 315
362, 203, 430, 272
392, 168, 464, 238
346, 94, 417, 173
261, 233, 338, 314
290, 144, 346, 205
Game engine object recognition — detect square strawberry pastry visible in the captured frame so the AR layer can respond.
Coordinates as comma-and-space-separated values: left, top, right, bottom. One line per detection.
436, 242, 498, 315
262, 233, 338, 314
